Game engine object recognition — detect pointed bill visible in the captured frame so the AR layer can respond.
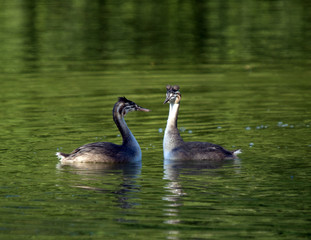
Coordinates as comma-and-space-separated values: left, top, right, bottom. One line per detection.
163, 94, 171, 104
136, 106, 151, 112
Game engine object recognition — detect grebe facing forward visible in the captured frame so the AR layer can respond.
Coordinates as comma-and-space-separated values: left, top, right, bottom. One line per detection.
163, 85, 241, 161
56, 97, 150, 164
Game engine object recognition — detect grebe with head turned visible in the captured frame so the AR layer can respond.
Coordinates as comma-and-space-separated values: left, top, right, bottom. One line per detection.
163, 85, 241, 161
56, 97, 150, 164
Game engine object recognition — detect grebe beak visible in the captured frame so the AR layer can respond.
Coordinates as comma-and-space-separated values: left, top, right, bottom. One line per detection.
163, 95, 171, 104
136, 106, 151, 112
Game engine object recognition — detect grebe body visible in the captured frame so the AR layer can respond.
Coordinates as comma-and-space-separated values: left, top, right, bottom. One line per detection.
56, 97, 150, 164
163, 85, 241, 161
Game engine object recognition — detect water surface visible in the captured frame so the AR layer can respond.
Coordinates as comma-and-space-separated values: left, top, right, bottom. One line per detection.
0, 1, 311, 239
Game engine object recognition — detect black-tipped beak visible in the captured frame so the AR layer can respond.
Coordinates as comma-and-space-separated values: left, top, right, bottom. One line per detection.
136, 106, 151, 112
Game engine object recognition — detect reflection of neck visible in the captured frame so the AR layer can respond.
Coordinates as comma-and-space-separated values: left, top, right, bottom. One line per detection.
113, 103, 139, 147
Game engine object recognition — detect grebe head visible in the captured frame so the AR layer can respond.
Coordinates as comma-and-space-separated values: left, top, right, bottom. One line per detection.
117, 97, 150, 116
163, 85, 181, 104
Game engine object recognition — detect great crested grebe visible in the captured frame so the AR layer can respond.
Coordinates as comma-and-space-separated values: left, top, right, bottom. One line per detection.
56, 97, 150, 164
163, 85, 241, 161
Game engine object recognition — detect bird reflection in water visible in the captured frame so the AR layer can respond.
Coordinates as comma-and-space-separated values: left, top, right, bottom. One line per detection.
162, 158, 241, 239
56, 161, 141, 210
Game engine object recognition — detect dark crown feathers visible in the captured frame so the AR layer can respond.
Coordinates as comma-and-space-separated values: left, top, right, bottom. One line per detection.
166, 85, 180, 92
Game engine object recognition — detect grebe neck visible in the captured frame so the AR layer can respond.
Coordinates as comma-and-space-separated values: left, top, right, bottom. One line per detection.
164, 102, 184, 154
113, 106, 139, 148
166, 102, 180, 129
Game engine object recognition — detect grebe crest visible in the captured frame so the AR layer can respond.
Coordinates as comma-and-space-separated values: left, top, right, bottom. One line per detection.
164, 85, 181, 104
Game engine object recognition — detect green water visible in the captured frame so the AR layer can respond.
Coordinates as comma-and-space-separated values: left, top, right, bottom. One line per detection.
1, 1, 311, 239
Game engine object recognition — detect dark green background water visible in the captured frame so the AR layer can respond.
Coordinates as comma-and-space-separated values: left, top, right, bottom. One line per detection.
0, 1, 311, 239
